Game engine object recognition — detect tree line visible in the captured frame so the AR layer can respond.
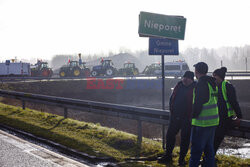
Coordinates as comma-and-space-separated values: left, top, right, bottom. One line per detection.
50, 45, 250, 72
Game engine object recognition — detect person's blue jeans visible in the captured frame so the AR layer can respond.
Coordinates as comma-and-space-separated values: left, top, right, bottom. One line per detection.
189, 126, 217, 167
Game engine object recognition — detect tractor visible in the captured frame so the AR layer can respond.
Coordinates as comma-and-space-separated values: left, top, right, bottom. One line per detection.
91, 59, 117, 77
31, 60, 53, 77
141, 63, 161, 76
118, 62, 139, 76
59, 54, 90, 78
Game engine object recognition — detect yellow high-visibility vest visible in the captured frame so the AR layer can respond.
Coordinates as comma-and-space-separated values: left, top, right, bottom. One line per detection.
221, 80, 236, 117
192, 83, 219, 127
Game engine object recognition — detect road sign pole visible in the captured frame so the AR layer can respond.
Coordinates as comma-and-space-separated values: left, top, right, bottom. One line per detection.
161, 55, 166, 149
161, 55, 165, 110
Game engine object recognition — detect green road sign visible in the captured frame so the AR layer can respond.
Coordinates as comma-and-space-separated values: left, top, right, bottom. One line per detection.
139, 11, 186, 40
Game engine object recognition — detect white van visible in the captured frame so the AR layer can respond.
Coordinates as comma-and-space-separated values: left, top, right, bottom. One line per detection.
155, 61, 190, 77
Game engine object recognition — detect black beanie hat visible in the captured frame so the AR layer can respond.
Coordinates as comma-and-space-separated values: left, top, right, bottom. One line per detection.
213, 67, 227, 80
183, 71, 194, 80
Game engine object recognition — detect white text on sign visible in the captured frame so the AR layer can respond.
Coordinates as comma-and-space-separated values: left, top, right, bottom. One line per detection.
144, 20, 181, 33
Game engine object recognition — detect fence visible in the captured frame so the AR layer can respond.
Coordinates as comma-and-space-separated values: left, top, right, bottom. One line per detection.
0, 89, 249, 148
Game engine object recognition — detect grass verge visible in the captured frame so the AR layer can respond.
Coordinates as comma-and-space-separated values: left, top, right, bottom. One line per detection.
0, 103, 249, 167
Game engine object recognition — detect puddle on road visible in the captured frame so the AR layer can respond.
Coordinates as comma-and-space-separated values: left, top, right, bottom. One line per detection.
217, 141, 250, 159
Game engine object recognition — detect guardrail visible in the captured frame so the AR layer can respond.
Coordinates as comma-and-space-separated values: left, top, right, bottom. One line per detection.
0, 89, 249, 148
0, 76, 145, 82
1, 71, 250, 82
207, 71, 250, 79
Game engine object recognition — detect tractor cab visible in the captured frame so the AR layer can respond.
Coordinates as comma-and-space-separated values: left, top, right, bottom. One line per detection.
69, 61, 79, 67
34, 61, 48, 69
124, 63, 135, 69
39, 62, 48, 69
101, 60, 113, 67
69, 61, 87, 69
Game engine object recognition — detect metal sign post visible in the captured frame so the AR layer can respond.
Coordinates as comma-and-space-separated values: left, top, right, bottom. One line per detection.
161, 55, 165, 110
161, 55, 166, 149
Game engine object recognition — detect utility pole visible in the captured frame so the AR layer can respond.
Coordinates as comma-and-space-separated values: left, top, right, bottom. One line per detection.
221, 60, 223, 67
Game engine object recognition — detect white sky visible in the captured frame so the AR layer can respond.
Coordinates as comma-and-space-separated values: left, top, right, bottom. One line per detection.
0, 0, 250, 61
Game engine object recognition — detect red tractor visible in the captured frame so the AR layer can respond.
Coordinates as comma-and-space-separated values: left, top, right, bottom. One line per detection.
31, 60, 53, 77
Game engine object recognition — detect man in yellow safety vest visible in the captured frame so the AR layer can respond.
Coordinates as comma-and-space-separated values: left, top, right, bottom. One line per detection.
189, 62, 219, 167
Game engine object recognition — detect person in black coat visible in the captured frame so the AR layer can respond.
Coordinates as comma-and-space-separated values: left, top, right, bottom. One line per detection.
212, 67, 242, 154
158, 71, 196, 166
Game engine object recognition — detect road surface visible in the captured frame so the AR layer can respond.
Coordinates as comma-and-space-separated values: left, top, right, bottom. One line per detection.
0, 129, 90, 167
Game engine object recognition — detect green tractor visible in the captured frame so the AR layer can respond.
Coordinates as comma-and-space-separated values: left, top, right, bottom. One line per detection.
59, 54, 90, 78
141, 63, 161, 75
118, 62, 139, 76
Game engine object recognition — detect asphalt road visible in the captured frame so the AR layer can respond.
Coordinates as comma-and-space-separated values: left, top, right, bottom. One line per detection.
0, 129, 90, 167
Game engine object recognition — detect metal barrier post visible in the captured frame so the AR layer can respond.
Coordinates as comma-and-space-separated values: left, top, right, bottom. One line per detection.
64, 107, 68, 118
137, 120, 142, 147
22, 100, 25, 110
162, 125, 166, 149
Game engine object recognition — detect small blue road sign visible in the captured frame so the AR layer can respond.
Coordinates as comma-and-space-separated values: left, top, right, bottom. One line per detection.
149, 38, 179, 55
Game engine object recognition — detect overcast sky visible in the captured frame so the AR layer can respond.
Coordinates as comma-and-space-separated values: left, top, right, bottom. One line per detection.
0, 0, 250, 61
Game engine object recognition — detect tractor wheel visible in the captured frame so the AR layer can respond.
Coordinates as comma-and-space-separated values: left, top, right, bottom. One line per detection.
73, 68, 81, 77
91, 70, 98, 77
106, 68, 113, 76
59, 71, 66, 77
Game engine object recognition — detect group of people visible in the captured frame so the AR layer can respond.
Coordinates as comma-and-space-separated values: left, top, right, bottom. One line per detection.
158, 62, 242, 167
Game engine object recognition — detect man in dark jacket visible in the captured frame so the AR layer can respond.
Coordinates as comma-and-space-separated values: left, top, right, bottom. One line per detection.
190, 62, 218, 167
213, 67, 242, 154
158, 71, 196, 166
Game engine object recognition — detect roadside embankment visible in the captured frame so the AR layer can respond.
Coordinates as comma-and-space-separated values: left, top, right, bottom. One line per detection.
0, 103, 249, 167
